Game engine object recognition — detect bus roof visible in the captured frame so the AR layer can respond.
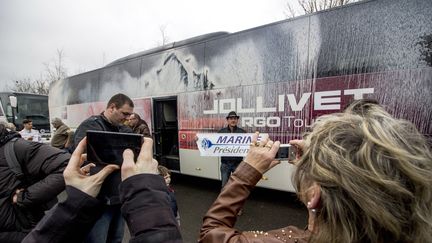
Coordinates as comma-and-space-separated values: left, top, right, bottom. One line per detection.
0, 92, 48, 97
107, 31, 229, 66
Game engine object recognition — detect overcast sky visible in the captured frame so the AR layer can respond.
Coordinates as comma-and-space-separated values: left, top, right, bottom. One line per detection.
0, 0, 293, 91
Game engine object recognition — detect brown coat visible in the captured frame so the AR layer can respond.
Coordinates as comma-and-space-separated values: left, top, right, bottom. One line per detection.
132, 120, 151, 138
199, 162, 310, 243
51, 123, 71, 149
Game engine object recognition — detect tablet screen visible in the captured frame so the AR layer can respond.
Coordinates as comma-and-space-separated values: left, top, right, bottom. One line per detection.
86, 130, 142, 166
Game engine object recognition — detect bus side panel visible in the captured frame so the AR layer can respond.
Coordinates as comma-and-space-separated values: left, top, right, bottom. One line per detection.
203, 14, 310, 89
179, 149, 220, 180
98, 60, 141, 103
132, 98, 153, 133
67, 101, 106, 128
135, 43, 207, 97
308, 0, 432, 136
178, 68, 431, 191
179, 70, 431, 140
257, 163, 296, 191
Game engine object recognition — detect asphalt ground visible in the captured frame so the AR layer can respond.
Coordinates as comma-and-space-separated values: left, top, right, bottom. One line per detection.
123, 173, 308, 242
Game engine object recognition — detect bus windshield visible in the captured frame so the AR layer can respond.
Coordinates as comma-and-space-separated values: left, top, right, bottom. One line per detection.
15, 95, 49, 125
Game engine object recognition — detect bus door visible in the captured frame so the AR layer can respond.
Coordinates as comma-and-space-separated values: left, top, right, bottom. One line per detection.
153, 97, 180, 172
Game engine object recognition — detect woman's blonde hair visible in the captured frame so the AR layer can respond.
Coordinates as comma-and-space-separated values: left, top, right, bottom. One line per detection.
294, 103, 432, 242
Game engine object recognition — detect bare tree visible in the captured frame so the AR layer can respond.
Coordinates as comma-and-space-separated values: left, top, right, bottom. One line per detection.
43, 49, 68, 84
10, 49, 68, 95
285, 0, 357, 18
12, 78, 49, 95
11, 78, 33, 93
157, 24, 170, 46
32, 79, 50, 94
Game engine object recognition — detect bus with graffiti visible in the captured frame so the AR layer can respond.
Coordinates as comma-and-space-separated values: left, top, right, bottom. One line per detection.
49, 0, 431, 191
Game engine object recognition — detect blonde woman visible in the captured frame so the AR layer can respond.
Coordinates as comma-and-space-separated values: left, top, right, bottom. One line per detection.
200, 103, 432, 242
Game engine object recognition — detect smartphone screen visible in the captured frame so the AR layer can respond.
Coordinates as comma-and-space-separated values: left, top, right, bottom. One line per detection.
275, 144, 296, 161
86, 130, 143, 166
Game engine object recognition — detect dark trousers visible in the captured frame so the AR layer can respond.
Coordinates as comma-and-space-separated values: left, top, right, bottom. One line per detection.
84, 205, 124, 243
220, 161, 240, 187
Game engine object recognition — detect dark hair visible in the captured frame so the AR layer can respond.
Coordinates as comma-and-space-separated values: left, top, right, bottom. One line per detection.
226, 111, 239, 119
106, 93, 134, 109
132, 112, 141, 120
22, 119, 32, 125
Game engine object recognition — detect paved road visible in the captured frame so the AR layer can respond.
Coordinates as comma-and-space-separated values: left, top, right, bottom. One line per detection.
124, 173, 308, 242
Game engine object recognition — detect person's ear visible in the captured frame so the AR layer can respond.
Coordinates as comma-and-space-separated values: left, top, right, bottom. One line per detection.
306, 182, 321, 210
107, 103, 116, 111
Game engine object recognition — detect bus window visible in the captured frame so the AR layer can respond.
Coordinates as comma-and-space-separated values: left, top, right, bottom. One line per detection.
15, 95, 49, 132
0, 100, 4, 117
6, 105, 12, 117
16, 96, 49, 119
163, 103, 177, 126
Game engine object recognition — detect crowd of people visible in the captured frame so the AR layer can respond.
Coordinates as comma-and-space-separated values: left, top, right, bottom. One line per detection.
0, 120, 70, 242
0, 93, 431, 243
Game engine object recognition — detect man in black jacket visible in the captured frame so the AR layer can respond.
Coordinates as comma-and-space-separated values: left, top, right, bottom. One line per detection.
72, 93, 134, 151
217, 111, 246, 188
23, 137, 182, 243
0, 124, 69, 243
72, 93, 134, 243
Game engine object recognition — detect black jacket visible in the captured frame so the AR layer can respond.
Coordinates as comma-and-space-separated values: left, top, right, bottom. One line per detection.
0, 135, 69, 242
217, 125, 246, 164
72, 113, 132, 205
72, 114, 132, 152
23, 174, 182, 243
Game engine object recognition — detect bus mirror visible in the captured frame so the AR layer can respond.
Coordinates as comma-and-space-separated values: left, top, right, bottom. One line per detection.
9, 96, 17, 108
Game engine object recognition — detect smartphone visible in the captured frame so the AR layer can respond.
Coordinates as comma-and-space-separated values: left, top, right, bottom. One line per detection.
275, 144, 297, 161
86, 130, 143, 166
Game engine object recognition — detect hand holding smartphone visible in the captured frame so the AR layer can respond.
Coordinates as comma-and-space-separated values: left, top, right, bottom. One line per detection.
86, 130, 143, 202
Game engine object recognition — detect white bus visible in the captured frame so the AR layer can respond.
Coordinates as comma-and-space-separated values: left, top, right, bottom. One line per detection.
49, 0, 432, 191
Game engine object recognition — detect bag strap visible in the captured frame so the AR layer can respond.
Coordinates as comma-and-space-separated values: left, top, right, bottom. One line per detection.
4, 137, 25, 180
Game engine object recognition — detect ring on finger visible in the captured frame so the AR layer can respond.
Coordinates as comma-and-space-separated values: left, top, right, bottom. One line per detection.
265, 144, 272, 148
